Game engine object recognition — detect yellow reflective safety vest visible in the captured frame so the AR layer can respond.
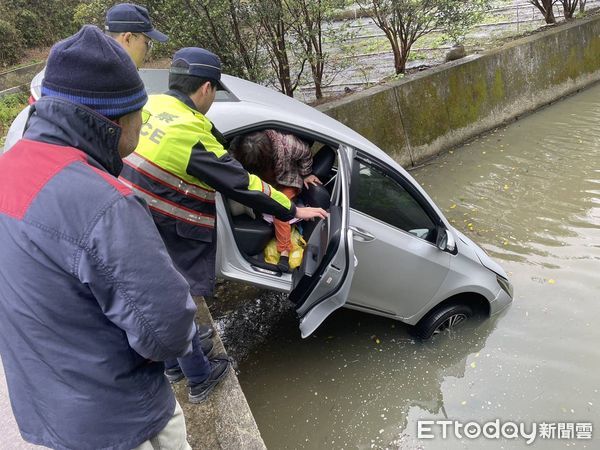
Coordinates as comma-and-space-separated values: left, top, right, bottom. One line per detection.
119, 91, 295, 296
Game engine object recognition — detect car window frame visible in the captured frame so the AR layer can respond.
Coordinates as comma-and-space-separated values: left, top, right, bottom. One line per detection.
222, 121, 343, 149
350, 151, 444, 244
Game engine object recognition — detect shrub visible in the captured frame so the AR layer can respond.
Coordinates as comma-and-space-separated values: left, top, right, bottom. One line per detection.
0, 91, 29, 147
0, 20, 23, 67
15, 9, 45, 47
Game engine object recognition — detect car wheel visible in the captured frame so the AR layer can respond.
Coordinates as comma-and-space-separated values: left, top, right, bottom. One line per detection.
413, 304, 473, 340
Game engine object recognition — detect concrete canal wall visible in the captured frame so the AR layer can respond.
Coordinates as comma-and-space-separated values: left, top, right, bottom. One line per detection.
320, 14, 600, 166
0, 62, 44, 96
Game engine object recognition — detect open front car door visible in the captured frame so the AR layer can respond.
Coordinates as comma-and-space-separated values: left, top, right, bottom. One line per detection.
289, 146, 357, 338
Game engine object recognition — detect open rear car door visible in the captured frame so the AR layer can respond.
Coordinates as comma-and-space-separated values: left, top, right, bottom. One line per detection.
289, 146, 357, 338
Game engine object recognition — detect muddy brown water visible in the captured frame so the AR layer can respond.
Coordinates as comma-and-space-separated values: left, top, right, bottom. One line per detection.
237, 84, 600, 449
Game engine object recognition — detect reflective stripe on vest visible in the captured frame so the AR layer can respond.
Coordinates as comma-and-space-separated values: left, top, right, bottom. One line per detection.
120, 178, 215, 228
261, 180, 271, 197
124, 152, 215, 204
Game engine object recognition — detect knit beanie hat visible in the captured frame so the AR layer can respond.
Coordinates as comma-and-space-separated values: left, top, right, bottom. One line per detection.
41, 25, 147, 119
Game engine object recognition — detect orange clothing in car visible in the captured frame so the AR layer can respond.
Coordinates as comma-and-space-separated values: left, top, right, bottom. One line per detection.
274, 186, 301, 253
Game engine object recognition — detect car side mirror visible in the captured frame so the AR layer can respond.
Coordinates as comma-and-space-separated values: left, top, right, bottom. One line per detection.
436, 227, 456, 252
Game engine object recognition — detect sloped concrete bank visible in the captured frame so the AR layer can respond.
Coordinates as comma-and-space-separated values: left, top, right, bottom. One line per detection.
174, 296, 267, 449
320, 14, 600, 166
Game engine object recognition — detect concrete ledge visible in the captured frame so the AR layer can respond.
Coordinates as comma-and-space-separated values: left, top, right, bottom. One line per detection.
172, 297, 266, 450
319, 14, 600, 166
0, 62, 44, 92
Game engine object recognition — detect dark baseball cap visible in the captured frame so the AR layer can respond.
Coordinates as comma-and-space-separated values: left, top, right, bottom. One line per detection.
105, 3, 168, 42
169, 47, 225, 90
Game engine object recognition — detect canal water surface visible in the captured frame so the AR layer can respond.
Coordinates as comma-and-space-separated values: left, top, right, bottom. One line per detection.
238, 83, 600, 449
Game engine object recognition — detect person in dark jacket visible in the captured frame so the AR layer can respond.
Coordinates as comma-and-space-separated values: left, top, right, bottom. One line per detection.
0, 25, 202, 450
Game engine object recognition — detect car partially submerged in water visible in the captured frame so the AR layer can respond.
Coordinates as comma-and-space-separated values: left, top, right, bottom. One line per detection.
4, 69, 513, 339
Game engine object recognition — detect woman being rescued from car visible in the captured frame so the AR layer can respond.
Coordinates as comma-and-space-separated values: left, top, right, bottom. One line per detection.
230, 130, 322, 272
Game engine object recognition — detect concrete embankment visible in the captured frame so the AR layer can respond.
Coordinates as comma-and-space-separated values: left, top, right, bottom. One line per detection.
174, 296, 267, 449
320, 14, 600, 166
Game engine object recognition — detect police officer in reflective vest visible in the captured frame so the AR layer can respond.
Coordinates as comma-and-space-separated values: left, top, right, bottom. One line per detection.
119, 47, 327, 395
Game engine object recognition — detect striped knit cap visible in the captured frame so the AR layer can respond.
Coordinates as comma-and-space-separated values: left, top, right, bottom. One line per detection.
41, 25, 147, 119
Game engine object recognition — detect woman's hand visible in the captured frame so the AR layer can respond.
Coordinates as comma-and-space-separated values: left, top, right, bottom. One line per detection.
303, 174, 322, 189
295, 207, 328, 221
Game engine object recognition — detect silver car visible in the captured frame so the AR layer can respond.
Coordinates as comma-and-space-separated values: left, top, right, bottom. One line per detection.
4, 69, 513, 339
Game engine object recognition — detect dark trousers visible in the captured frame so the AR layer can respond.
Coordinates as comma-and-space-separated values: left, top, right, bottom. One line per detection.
165, 326, 211, 384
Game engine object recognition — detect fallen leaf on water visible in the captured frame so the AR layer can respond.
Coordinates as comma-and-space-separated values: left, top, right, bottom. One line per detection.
548, 279, 556, 284
470, 362, 477, 368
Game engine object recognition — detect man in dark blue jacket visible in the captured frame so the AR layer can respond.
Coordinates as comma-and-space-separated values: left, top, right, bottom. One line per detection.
0, 25, 212, 450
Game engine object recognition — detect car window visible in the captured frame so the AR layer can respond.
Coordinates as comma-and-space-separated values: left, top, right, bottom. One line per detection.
350, 158, 436, 241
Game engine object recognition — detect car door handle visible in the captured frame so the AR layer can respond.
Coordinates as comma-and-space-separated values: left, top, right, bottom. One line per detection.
349, 226, 375, 242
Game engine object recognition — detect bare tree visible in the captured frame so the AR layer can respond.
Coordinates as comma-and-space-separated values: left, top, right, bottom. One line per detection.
283, 0, 352, 99
356, 0, 438, 74
559, 0, 579, 18
357, 0, 489, 75
252, 0, 305, 97
580, 0, 587, 12
529, 0, 558, 24
178, 0, 265, 81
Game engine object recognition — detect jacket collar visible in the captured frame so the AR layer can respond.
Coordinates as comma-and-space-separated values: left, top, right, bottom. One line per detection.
166, 89, 199, 112
164, 89, 225, 140
23, 97, 124, 176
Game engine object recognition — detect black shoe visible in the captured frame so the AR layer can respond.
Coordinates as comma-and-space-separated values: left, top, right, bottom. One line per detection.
164, 340, 215, 384
188, 355, 231, 404
277, 255, 290, 273
164, 366, 185, 384
197, 323, 214, 341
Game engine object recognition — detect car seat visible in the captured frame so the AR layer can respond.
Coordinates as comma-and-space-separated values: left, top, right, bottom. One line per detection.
312, 145, 335, 185
228, 200, 274, 257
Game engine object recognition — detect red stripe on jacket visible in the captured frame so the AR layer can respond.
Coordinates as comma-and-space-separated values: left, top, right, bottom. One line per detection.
0, 139, 130, 220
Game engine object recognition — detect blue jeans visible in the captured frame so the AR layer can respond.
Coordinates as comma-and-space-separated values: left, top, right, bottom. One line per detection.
165, 326, 211, 384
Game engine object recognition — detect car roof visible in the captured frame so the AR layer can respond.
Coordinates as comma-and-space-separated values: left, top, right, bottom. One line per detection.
30, 68, 395, 166
27, 68, 448, 226
142, 69, 393, 162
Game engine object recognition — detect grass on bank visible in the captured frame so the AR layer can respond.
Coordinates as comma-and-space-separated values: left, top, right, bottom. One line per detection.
0, 92, 29, 148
